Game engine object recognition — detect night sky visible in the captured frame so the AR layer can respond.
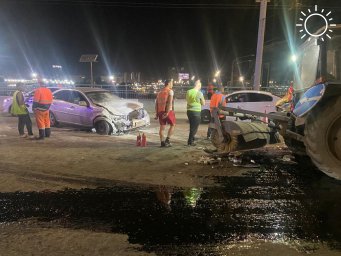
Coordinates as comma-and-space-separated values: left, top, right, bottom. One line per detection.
0, 0, 340, 81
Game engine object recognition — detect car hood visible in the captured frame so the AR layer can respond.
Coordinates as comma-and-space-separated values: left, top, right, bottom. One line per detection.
96, 100, 143, 115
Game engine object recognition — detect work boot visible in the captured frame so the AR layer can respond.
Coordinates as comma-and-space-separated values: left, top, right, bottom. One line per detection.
187, 140, 196, 146
165, 137, 172, 147
36, 129, 45, 140
160, 141, 166, 147
45, 128, 51, 138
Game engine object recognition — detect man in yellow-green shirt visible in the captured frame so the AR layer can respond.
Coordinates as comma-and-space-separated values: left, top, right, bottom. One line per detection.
186, 80, 205, 146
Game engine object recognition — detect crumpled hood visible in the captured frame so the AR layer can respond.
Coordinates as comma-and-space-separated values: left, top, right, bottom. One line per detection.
98, 100, 143, 115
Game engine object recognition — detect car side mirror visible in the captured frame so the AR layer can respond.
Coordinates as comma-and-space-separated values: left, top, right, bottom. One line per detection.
79, 101, 88, 107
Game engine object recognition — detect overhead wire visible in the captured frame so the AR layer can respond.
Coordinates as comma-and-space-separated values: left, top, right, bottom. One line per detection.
3, 0, 341, 10
1, 0, 295, 9
5, 1, 341, 10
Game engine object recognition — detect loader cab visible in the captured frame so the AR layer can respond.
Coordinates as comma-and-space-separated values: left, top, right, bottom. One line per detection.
325, 31, 341, 81
294, 25, 341, 93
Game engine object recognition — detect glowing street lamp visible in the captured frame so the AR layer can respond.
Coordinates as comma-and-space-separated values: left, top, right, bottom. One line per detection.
214, 70, 221, 78
109, 76, 114, 80
31, 72, 37, 78
239, 76, 245, 82
291, 54, 297, 62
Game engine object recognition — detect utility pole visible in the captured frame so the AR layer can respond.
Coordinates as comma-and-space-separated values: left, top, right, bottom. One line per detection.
79, 54, 98, 86
253, 0, 270, 91
90, 62, 93, 86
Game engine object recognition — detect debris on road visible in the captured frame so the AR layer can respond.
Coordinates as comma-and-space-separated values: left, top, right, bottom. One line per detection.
197, 155, 222, 165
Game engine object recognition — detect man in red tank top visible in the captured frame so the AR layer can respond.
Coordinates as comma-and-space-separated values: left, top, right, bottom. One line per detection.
155, 80, 176, 147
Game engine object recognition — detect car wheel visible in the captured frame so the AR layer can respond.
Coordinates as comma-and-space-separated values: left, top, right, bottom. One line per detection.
95, 120, 111, 135
8, 105, 12, 114
201, 109, 211, 124
49, 111, 59, 127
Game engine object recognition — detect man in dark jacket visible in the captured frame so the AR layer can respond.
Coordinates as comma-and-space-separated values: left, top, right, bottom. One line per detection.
10, 83, 34, 138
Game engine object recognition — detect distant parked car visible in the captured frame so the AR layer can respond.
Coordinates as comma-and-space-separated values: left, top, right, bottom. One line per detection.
201, 90, 281, 123
49, 88, 150, 135
2, 87, 61, 114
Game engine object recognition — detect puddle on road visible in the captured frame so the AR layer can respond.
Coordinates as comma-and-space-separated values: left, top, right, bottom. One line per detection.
0, 159, 340, 255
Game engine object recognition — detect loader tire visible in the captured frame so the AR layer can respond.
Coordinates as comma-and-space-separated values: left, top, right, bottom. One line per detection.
201, 109, 211, 124
210, 129, 238, 153
304, 97, 341, 180
284, 116, 306, 155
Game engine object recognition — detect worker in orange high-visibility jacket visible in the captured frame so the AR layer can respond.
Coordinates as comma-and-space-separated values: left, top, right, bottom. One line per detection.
275, 81, 294, 111
207, 85, 226, 139
32, 81, 53, 140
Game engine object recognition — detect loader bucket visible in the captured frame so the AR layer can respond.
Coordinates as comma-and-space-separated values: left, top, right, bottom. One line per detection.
211, 121, 272, 153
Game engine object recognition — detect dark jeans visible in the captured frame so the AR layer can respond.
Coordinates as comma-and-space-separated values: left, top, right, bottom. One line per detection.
187, 110, 201, 144
18, 114, 33, 136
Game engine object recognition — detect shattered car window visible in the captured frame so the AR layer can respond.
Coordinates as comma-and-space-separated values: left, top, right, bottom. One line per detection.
85, 92, 121, 104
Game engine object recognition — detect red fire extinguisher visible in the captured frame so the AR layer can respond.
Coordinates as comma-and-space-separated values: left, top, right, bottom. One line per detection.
141, 133, 147, 147
136, 133, 141, 146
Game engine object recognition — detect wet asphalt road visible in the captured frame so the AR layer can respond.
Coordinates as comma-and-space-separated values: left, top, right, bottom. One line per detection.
0, 154, 340, 255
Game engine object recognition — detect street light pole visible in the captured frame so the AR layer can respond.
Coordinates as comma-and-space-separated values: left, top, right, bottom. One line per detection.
253, 0, 270, 91
79, 54, 98, 87
90, 62, 93, 86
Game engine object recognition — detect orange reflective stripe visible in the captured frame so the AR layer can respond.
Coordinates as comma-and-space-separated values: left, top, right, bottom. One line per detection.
39, 99, 52, 104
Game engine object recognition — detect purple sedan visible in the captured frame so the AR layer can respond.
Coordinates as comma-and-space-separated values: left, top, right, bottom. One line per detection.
49, 88, 150, 135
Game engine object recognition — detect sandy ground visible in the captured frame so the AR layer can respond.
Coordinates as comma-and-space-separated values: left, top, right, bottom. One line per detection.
0, 110, 230, 192
0, 96, 255, 192
0, 99, 338, 256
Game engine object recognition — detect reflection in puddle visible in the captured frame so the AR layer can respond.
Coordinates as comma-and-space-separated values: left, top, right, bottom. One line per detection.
0, 161, 340, 254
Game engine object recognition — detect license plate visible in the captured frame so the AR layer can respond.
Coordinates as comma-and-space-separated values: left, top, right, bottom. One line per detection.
133, 119, 145, 127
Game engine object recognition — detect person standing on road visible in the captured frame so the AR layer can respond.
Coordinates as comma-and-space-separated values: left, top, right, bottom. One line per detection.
207, 83, 214, 100
10, 83, 34, 138
186, 79, 205, 146
207, 85, 226, 139
155, 79, 175, 147
32, 80, 53, 140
